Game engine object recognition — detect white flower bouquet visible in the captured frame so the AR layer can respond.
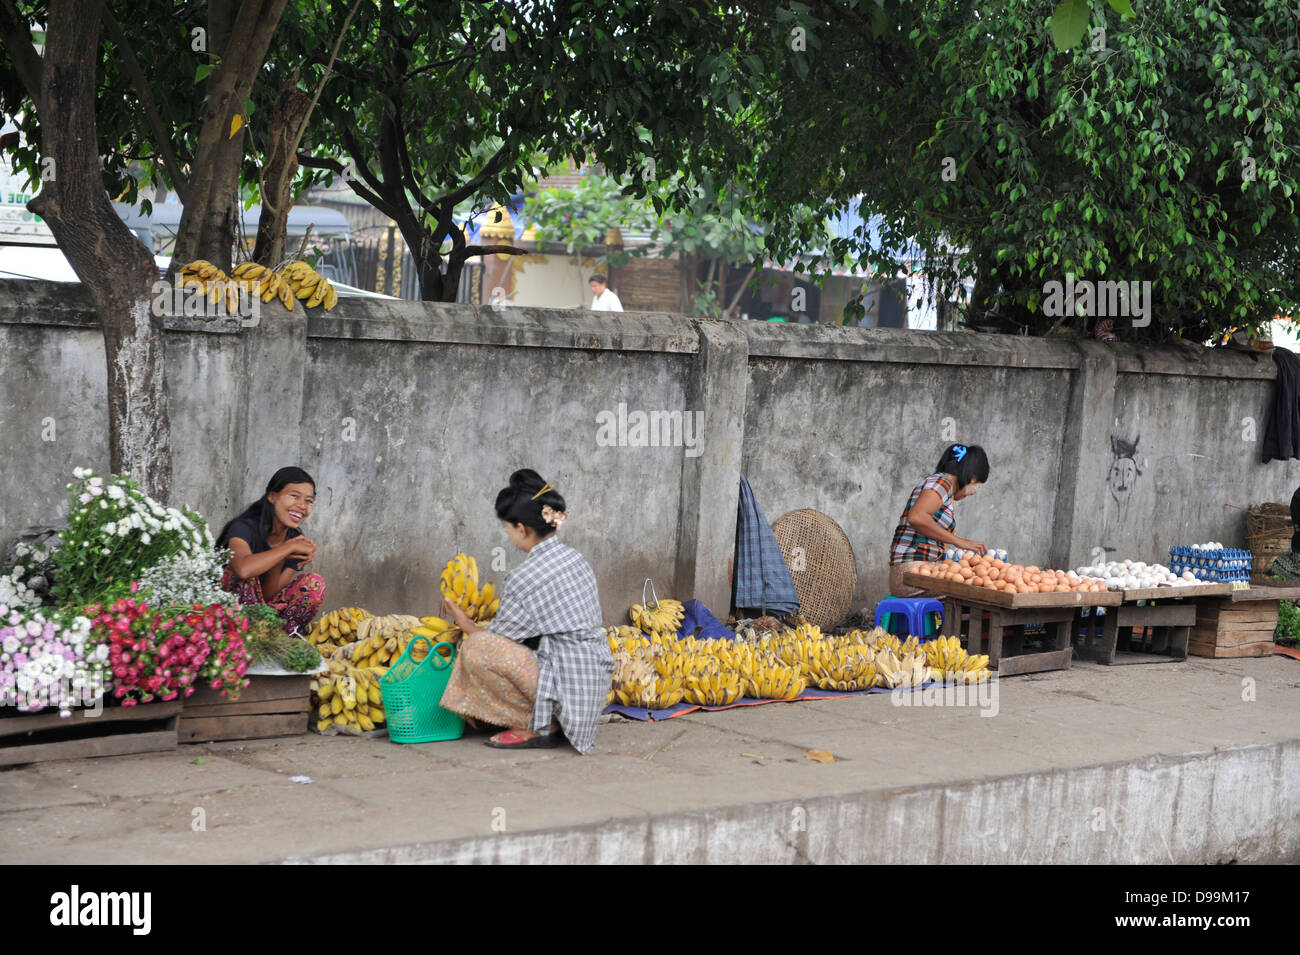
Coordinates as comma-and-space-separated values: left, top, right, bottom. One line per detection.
52, 468, 214, 608
135, 549, 239, 610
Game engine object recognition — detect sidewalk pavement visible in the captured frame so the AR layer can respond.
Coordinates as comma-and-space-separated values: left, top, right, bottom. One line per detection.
2, 654, 1298, 864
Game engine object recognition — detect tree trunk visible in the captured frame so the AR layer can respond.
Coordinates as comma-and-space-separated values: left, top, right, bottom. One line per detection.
252, 84, 313, 266
29, 0, 171, 499
170, 0, 291, 275
397, 217, 449, 302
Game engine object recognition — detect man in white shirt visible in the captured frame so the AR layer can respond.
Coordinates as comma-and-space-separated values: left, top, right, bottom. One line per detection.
589, 274, 623, 312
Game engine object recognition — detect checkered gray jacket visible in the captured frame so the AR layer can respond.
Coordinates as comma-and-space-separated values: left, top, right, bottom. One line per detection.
489, 535, 614, 754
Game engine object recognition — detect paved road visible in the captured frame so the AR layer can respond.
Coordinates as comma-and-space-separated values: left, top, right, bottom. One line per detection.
2, 654, 1297, 863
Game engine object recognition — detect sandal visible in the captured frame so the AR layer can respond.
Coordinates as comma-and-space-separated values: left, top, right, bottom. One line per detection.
484, 729, 563, 749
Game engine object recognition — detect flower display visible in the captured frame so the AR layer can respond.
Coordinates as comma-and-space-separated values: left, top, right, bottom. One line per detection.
134, 549, 238, 611
54, 468, 213, 607
86, 595, 251, 704
0, 605, 105, 714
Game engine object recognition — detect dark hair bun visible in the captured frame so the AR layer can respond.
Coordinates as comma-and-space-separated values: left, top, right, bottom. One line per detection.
496, 469, 566, 536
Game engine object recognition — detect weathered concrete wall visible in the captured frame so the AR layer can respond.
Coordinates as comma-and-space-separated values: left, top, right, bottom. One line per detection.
2, 279, 1298, 621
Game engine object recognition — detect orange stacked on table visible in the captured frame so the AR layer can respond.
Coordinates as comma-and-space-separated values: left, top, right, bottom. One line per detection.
917, 555, 1107, 594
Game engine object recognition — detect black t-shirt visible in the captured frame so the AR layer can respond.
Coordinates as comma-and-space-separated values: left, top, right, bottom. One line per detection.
224, 516, 303, 572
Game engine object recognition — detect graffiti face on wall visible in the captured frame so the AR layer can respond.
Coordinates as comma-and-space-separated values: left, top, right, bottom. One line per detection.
1106, 434, 1144, 530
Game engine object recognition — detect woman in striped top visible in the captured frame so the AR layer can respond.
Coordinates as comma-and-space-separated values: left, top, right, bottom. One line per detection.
888, 444, 991, 597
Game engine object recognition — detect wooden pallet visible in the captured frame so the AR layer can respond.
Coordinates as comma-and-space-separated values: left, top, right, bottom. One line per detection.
178, 675, 310, 743
0, 700, 181, 767
903, 573, 1122, 609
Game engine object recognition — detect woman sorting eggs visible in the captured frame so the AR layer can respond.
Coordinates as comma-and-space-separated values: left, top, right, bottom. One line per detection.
888, 443, 990, 597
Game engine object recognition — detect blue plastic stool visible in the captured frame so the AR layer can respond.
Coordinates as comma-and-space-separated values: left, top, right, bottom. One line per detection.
875, 597, 944, 640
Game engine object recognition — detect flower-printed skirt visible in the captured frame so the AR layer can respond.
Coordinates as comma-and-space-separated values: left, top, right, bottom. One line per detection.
220, 568, 325, 634
439, 631, 539, 730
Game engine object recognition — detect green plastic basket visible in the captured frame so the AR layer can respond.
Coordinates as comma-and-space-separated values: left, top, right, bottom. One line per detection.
380, 636, 463, 743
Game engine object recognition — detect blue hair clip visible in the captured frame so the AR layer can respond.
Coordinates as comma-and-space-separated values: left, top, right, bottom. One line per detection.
953, 444, 968, 462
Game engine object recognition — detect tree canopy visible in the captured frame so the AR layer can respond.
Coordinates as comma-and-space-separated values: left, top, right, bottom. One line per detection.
723, 0, 1300, 340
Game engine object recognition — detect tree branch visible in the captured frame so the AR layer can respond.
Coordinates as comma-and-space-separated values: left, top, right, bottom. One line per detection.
0, 0, 45, 114
102, 7, 189, 204
286, 0, 362, 163
434, 141, 512, 208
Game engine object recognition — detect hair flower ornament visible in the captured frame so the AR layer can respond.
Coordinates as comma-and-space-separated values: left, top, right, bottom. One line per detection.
540, 505, 566, 530
953, 445, 968, 462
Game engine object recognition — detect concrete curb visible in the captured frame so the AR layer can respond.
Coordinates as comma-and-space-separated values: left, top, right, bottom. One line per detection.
279, 739, 1299, 865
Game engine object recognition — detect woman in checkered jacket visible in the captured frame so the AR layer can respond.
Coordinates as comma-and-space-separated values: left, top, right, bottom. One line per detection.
887, 444, 991, 597
439, 470, 615, 753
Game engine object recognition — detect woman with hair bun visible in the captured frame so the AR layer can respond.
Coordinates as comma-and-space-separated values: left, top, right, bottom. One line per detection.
216, 466, 326, 636
888, 444, 991, 597
439, 469, 614, 753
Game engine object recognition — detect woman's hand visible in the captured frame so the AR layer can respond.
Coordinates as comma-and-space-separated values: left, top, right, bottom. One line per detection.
959, 538, 988, 555
283, 537, 315, 562
441, 596, 476, 632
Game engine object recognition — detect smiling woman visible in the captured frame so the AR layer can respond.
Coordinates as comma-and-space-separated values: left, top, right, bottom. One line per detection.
215, 467, 326, 637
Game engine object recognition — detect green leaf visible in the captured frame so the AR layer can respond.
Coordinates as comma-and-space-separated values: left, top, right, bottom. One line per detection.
1105, 0, 1136, 17
871, 7, 888, 38
194, 63, 212, 83
1050, 0, 1090, 52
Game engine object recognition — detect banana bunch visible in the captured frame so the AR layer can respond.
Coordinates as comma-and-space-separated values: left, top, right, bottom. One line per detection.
281, 260, 338, 310
608, 655, 686, 708
713, 641, 763, 681
612, 675, 685, 708
682, 672, 744, 706
342, 615, 414, 668
773, 637, 832, 679
629, 598, 684, 637
791, 622, 824, 643
746, 662, 807, 700
924, 635, 991, 683
872, 646, 932, 689
843, 627, 908, 654
413, 615, 458, 642
440, 553, 500, 622
230, 261, 295, 310
807, 646, 878, 692
354, 613, 419, 645
312, 658, 387, 734
308, 607, 373, 656
605, 624, 648, 654
178, 260, 241, 313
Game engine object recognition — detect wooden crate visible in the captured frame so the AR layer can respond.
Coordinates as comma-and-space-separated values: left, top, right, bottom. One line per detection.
0, 700, 181, 767
179, 675, 310, 743
1190, 599, 1278, 658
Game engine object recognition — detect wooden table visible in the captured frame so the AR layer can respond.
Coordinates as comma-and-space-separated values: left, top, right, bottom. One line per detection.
1190, 583, 1300, 658
903, 573, 1120, 675
1073, 583, 1230, 665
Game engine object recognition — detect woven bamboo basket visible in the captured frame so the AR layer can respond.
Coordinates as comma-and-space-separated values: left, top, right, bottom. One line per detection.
1246, 502, 1292, 573
771, 509, 858, 629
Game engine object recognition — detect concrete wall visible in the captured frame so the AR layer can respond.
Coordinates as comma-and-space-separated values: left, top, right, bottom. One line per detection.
2, 279, 1297, 622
